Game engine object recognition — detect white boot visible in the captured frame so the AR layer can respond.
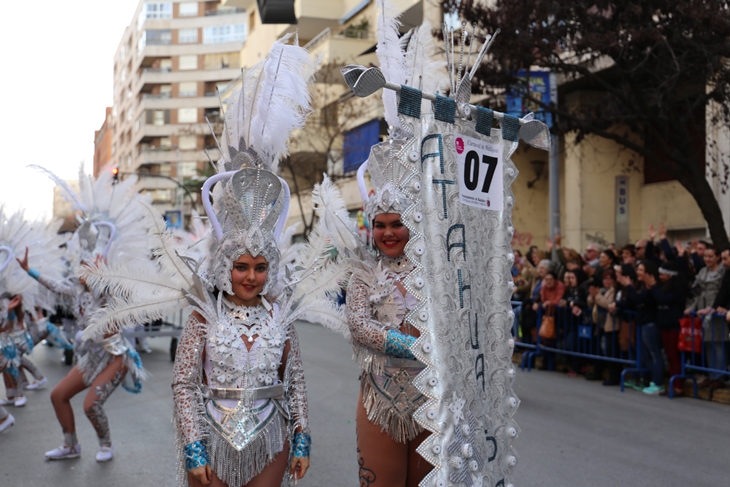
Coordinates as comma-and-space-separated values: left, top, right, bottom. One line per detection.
26, 377, 48, 390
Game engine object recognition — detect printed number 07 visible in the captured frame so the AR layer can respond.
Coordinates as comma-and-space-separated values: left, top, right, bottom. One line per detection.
464, 150, 498, 193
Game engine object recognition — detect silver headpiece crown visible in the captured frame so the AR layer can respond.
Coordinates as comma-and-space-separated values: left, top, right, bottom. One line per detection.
207, 168, 285, 295
362, 135, 419, 218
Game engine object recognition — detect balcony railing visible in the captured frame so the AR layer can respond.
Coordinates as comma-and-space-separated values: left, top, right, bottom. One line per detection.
142, 92, 172, 99
205, 7, 245, 16
143, 67, 172, 73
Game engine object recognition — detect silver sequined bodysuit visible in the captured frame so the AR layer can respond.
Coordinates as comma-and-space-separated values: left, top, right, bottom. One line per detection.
346, 255, 426, 442
172, 297, 309, 487
34, 274, 145, 389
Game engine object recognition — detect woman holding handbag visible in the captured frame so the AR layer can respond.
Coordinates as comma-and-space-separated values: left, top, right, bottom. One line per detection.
589, 269, 621, 385
537, 272, 565, 370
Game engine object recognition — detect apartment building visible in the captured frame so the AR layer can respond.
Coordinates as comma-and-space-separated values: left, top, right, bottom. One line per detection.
111, 0, 248, 217
93, 107, 113, 178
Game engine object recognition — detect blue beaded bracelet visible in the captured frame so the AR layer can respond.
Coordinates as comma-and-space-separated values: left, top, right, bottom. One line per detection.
384, 329, 416, 360
292, 432, 312, 458
28, 268, 41, 280
184, 441, 209, 470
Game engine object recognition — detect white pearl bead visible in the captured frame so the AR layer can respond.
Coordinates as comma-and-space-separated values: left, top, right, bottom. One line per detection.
461, 443, 473, 457
428, 377, 438, 387
432, 444, 442, 454
422, 342, 433, 353
507, 455, 517, 466
408, 151, 419, 162
413, 181, 421, 191
414, 277, 425, 289
508, 427, 517, 437
415, 245, 425, 256
413, 212, 423, 222
426, 409, 437, 420
419, 310, 429, 321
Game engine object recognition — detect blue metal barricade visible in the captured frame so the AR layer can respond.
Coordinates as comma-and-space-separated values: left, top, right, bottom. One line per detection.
669, 311, 730, 399
520, 306, 646, 390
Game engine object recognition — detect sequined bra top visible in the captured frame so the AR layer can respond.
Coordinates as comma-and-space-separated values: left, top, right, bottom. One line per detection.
204, 300, 284, 390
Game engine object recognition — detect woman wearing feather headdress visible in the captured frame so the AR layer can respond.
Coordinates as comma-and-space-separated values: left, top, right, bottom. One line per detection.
0, 210, 69, 409
22, 167, 150, 462
80, 37, 349, 487
324, 3, 446, 484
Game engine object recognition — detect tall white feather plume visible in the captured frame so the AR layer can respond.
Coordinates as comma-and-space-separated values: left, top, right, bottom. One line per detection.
376, 0, 406, 130
28, 164, 86, 212
249, 36, 319, 171
403, 22, 447, 111
220, 35, 320, 173
0, 207, 68, 312
311, 175, 360, 254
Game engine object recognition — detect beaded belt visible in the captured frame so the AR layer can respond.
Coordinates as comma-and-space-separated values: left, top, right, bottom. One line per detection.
202, 384, 284, 401
385, 357, 424, 369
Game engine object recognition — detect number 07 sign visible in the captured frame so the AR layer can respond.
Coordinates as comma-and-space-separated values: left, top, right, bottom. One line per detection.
454, 133, 504, 211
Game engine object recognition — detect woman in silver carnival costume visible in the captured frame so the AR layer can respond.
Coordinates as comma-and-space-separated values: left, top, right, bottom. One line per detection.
82, 37, 349, 486
23, 166, 151, 462
309, 4, 448, 483
0, 209, 68, 410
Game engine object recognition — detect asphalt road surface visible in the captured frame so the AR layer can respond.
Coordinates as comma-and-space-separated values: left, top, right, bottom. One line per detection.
1, 322, 728, 487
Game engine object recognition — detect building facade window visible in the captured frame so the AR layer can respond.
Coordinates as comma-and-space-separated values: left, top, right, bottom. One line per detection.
153, 110, 166, 126
179, 55, 198, 70
178, 108, 198, 123
178, 136, 197, 150
179, 2, 198, 17
203, 24, 246, 44
179, 161, 198, 177
138, 29, 172, 53
138, 2, 173, 29
178, 82, 197, 97
179, 28, 198, 43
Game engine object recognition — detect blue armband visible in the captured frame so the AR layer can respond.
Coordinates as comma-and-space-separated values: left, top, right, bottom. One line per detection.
7, 311, 16, 321
384, 329, 416, 360
292, 432, 312, 458
184, 441, 209, 470
28, 269, 41, 280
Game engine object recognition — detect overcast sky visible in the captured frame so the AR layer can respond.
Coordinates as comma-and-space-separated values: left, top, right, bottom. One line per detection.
0, 0, 140, 219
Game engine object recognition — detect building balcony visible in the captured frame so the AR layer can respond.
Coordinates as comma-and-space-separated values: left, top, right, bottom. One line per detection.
137, 66, 241, 88
205, 6, 246, 16
304, 27, 375, 65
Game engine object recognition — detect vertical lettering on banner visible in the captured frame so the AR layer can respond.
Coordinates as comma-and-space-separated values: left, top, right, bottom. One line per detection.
475, 352, 485, 391
458, 268, 471, 309
433, 179, 456, 218
421, 134, 445, 173
447, 224, 466, 262
468, 311, 479, 349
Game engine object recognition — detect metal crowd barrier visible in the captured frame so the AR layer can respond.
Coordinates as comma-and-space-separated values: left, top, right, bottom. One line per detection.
669, 311, 730, 399
515, 305, 646, 391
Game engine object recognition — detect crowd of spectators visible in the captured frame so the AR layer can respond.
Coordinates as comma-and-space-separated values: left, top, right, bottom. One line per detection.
511, 223, 730, 397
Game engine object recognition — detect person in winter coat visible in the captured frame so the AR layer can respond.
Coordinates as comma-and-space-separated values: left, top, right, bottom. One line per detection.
646, 261, 688, 395
589, 269, 621, 385
617, 261, 663, 395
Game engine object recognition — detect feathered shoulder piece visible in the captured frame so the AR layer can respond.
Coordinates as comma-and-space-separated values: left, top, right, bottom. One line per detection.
0, 206, 68, 311
30, 164, 151, 266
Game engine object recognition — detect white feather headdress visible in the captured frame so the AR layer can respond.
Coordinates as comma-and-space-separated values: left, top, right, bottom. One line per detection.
0, 207, 68, 312
30, 164, 151, 268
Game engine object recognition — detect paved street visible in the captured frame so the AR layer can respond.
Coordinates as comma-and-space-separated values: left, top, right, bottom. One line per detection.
1, 322, 728, 487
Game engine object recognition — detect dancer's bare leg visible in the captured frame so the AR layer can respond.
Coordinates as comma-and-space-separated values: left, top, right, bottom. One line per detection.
186, 441, 291, 487
356, 390, 408, 487
83, 355, 126, 447
246, 440, 290, 487
405, 429, 431, 487
50, 366, 87, 441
